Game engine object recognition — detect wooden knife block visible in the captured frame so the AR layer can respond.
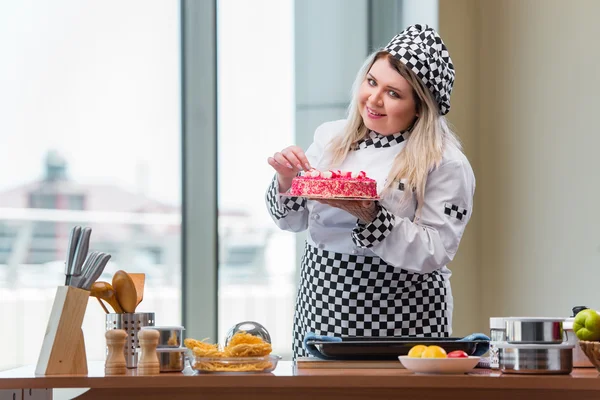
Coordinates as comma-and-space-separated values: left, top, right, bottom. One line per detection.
35, 286, 89, 376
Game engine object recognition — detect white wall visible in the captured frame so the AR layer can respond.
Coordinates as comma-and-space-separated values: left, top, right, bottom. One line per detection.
440, 0, 600, 333
437, 0, 481, 337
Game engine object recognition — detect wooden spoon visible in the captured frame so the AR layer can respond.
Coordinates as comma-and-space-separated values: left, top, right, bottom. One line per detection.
112, 270, 137, 313
129, 273, 145, 312
90, 281, 123, 313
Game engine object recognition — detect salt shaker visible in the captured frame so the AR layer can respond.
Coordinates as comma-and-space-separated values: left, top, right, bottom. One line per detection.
105, 329, 127, 375
137, 328, 160, 375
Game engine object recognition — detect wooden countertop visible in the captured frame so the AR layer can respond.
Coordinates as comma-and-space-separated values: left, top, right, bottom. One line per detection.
1, 362, 600, 400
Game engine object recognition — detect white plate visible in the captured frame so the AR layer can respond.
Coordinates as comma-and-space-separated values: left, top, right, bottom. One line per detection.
279, 193, 380, 201
398, 356, 481, 375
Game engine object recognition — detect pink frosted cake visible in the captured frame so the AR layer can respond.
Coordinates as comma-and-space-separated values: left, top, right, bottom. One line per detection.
288, 169, 378, 199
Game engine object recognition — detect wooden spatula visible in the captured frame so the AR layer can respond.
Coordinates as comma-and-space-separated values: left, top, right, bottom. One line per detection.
112, 270, 137, 313
90, 281, 123, 313
129, 273, 145, 312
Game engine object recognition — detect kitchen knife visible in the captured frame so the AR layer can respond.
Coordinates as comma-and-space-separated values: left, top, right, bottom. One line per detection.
82, 253, 111, 290
84, 252, 102, 284
72, 227, 92, 279
71, 251, 100, 288
64, 226, 82, 285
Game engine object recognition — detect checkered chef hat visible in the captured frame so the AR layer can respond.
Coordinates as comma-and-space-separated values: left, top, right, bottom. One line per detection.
384, 24, 455, 115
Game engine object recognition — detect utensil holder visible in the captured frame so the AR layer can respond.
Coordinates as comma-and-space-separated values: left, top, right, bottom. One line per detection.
35, 286, 89, 376
106, 312, 155, 368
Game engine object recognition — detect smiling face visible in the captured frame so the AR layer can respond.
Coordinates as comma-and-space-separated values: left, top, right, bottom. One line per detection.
358, 55, 419, 135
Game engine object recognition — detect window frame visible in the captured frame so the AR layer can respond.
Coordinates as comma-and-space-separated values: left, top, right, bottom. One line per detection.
181, 0, 219, 341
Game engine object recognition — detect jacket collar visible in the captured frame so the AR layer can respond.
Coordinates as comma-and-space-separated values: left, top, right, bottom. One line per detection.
355, 130, 410, 150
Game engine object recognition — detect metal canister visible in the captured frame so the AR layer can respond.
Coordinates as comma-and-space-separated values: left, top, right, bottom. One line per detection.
106, 312, 155, 368
505, 317, 565, 344
141, 326, 185, 348
155, 348, 187, 372
497, 343, 574, 375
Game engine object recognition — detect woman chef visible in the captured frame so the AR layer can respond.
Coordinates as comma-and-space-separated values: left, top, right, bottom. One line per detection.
265, 24, 475, 359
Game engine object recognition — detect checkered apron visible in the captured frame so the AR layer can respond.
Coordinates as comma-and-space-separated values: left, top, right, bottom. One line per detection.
292, 242, 449, 359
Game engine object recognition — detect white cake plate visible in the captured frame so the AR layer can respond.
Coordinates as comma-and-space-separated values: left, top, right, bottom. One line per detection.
279, 193, 380, 201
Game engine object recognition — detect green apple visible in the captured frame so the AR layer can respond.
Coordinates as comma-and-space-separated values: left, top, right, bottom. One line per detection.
573, 309, 600, 341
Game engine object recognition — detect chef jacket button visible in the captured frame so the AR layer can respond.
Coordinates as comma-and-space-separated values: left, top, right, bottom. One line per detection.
312, 214, 320, 220
318, 243, 325, 249
351, 250, 358, 255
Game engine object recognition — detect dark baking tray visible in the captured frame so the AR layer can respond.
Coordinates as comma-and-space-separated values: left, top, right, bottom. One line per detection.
307, 337, 488, 360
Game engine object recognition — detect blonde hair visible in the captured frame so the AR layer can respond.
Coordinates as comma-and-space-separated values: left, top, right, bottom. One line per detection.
327, 51, 461, 216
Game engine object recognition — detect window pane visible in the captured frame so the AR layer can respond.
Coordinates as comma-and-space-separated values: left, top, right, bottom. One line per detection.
217, 0, 296, 359
0, 0, 181, 371
217, 0, 369, 360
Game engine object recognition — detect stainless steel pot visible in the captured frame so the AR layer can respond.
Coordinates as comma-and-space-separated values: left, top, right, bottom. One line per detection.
156, 348, 187, 372
505, 317, 565, 344
497, 343, 574, 375
141, 326, 185, 348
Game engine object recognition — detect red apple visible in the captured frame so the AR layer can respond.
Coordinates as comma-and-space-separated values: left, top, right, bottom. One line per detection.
447, 350, 468, 358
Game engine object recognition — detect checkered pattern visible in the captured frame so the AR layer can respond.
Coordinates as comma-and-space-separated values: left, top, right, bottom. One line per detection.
266, 175, 306, 220
292, 242, 449, 359
444, 202, 467, 221
384, 24, 455, 115
355, 130, 409, 150
351, 204, 396, 248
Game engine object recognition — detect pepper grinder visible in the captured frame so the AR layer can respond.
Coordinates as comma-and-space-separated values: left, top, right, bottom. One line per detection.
105, 329, 127, 375
137, 328, 160, 375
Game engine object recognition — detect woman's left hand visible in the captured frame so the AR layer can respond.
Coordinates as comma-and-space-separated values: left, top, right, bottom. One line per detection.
315, 199, 379, 224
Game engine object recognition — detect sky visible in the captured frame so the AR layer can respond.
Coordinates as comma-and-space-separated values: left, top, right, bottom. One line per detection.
0, 1, 182, 206
0, 0, 295, 223
217, 0, 295, 219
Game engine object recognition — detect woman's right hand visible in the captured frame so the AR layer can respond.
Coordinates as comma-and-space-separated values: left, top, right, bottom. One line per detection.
267, 146, 312, 192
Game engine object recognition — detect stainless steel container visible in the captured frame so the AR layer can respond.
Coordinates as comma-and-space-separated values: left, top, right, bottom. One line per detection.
106, 312, 155, 368
497, 343, 574, 374
141, 326, 185, 348
505, 317, 565, 344
156, 348, 187, 372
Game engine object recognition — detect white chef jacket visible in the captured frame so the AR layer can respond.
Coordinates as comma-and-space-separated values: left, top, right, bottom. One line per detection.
267, 119, 476, 332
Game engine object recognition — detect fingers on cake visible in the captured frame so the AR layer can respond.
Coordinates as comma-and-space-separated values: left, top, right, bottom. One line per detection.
288, 169, 378, 199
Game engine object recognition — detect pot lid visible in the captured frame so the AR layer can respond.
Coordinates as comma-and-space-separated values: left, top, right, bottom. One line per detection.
156, 347, 187, 353
489, 317, 506, 330
504, 317, 565, 322
136, 347, 187, 353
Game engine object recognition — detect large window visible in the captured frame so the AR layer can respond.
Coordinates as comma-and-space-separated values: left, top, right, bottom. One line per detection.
0, 0, 181, 370
217, 0, 297, 359
216, 0, 370, 359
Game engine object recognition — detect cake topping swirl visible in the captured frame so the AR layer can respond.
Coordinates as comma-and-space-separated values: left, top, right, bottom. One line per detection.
300, 169, 370, 180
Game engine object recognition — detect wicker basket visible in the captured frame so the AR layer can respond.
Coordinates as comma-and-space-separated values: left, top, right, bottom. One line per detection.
578, 341, 600, 372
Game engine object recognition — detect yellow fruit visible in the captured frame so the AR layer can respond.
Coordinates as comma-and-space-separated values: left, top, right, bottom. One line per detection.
421, 345, 447, 358
407, 345, 427, 358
